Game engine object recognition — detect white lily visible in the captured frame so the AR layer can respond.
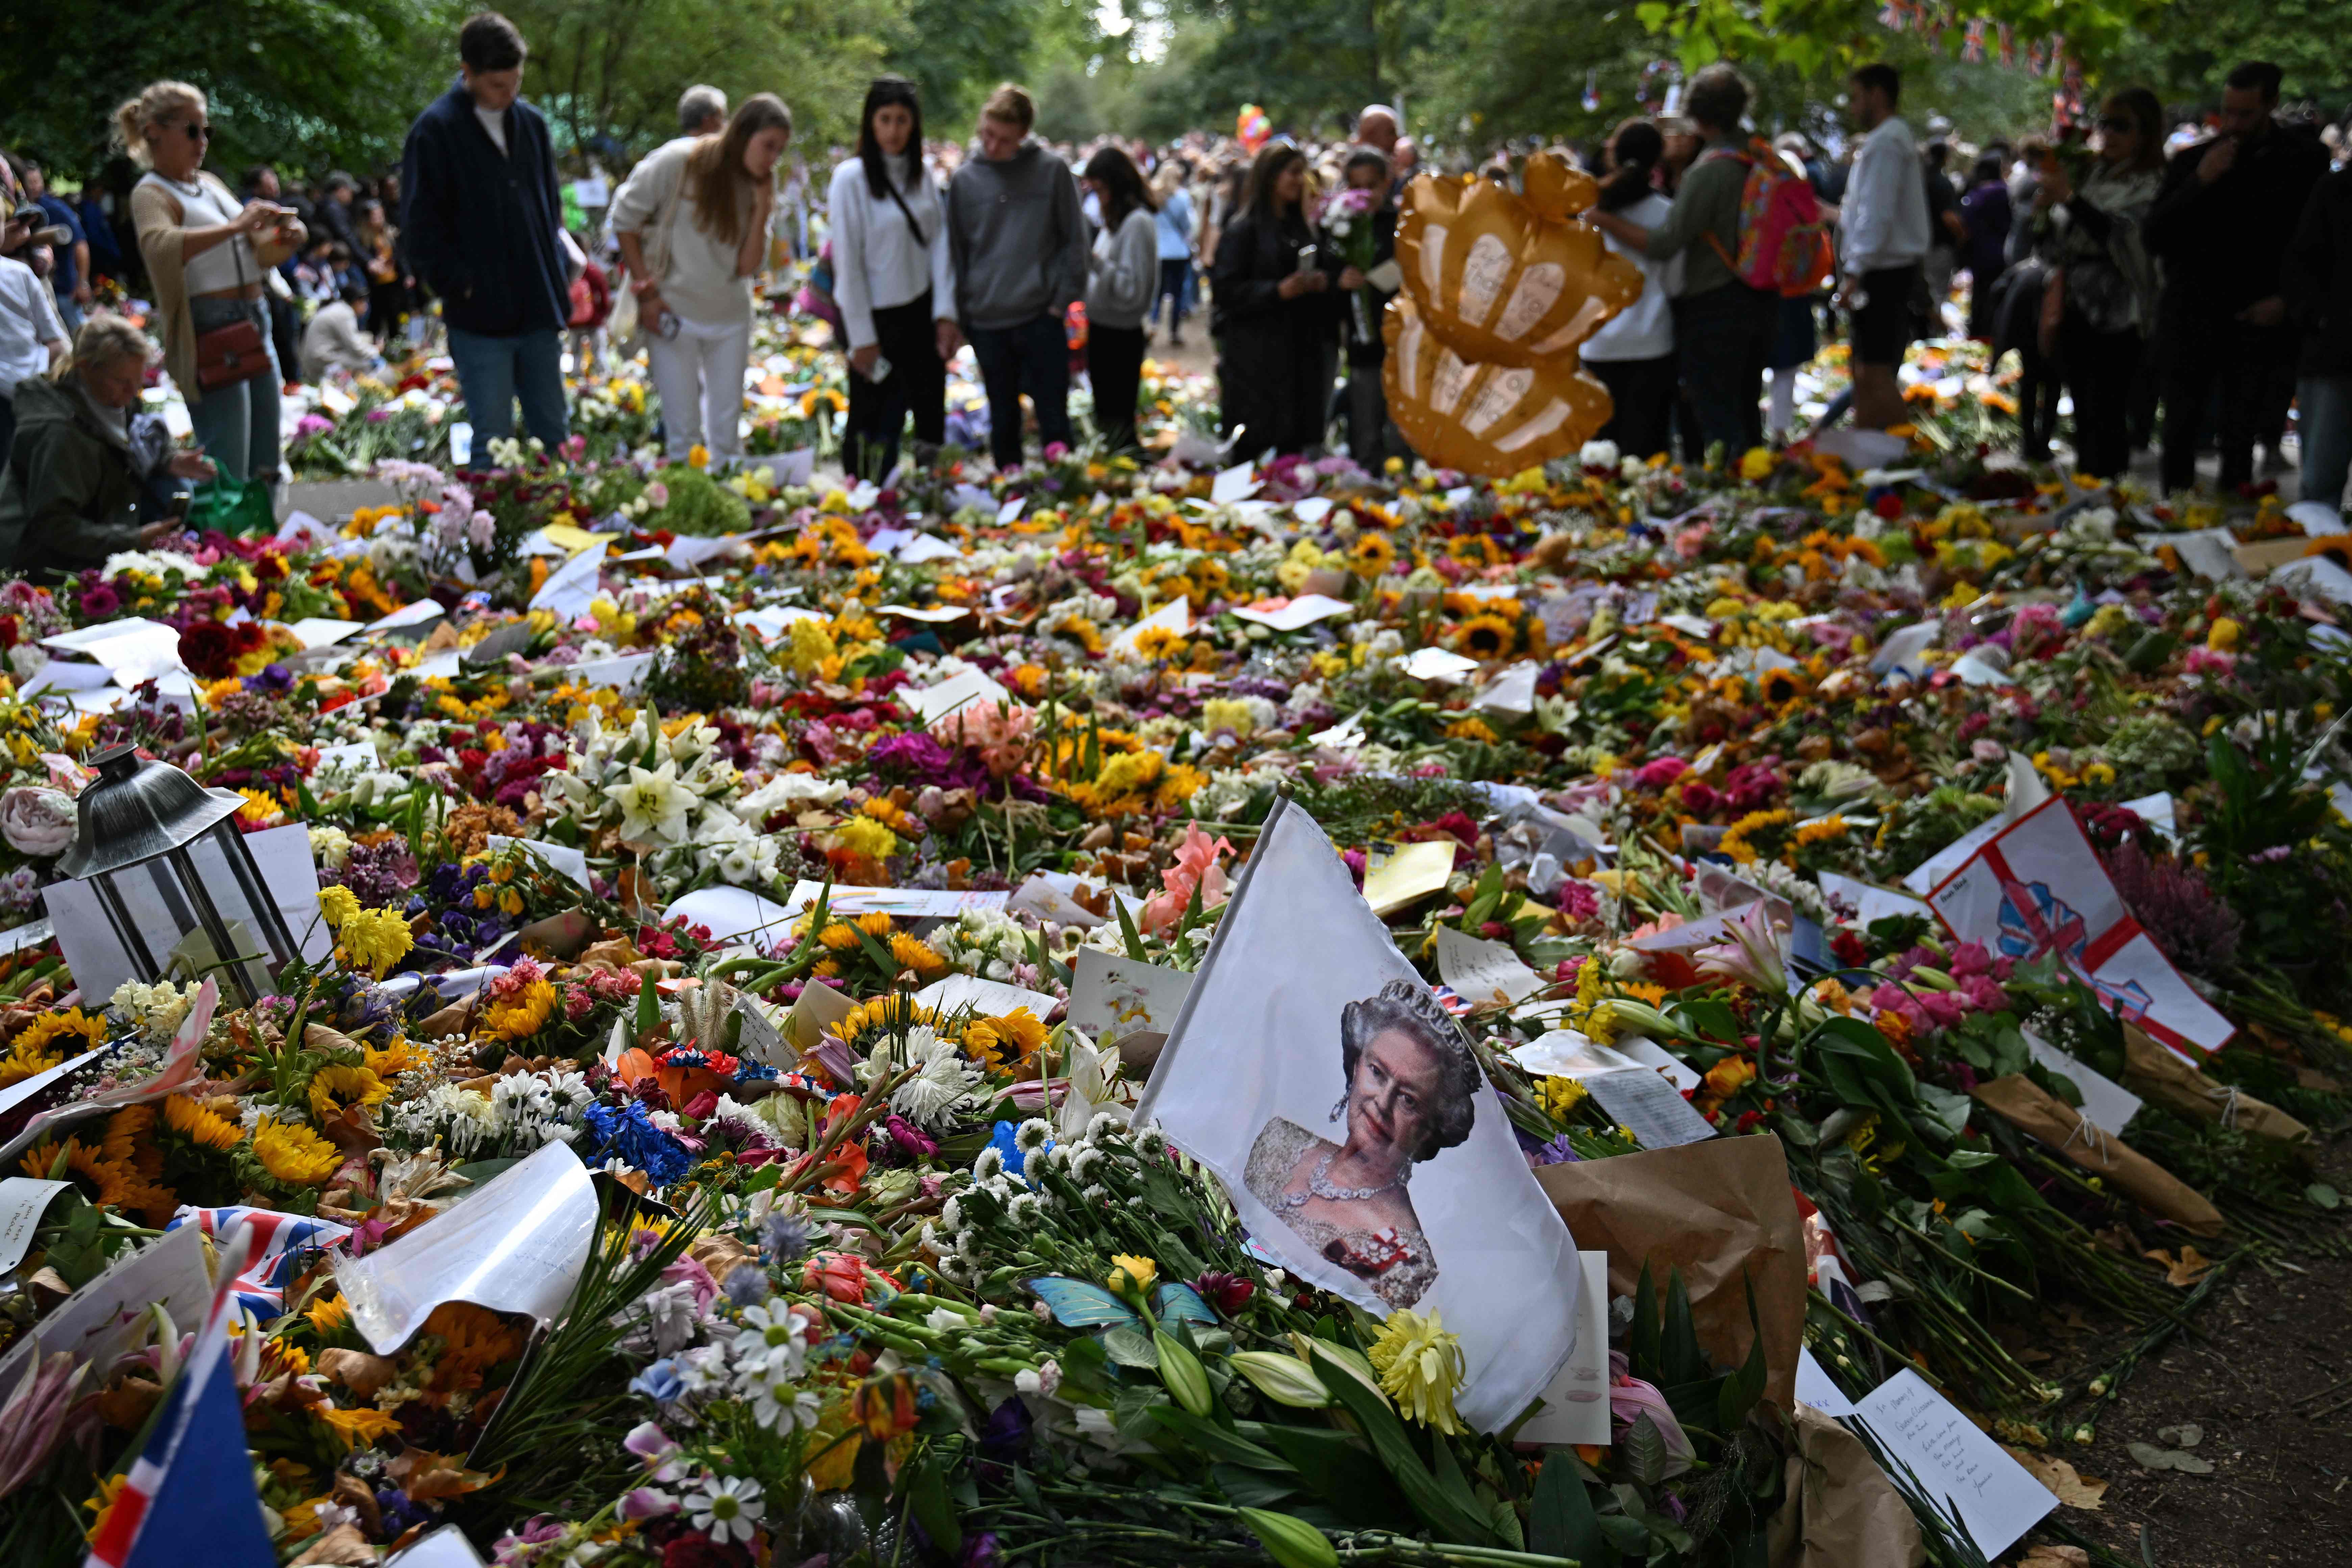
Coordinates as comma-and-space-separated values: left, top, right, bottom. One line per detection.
604, 759, 696, 847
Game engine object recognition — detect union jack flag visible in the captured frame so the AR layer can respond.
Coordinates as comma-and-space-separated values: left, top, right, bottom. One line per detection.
165, 1206, 352, 1321
84, 1228, 276, 1568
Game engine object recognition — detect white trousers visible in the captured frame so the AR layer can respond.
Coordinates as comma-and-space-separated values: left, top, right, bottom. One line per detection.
645, 314, 751, 460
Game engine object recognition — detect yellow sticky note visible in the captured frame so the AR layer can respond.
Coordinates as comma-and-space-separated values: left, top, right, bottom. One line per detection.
542, 522, 617, 554
1361, 839, 1456, 917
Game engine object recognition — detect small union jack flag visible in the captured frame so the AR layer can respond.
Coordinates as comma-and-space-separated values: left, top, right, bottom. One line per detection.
84, 1227, 276, 1568
165, 1206, 352, 1321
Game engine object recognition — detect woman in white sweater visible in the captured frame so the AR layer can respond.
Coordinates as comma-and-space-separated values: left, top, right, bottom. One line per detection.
828, 76, 958, 480
1079, 145, 1158, 454
611, 94, 791, 462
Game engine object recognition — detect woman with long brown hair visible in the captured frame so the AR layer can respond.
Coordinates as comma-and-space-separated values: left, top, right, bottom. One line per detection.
611, 93, 791, 461
1209, 141, 1351, 455
1079, 144, 1158, 454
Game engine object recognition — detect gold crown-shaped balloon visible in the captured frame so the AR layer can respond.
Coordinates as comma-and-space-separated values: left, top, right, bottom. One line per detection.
1381, 154, 1644, 474
1382, 296, 1616, 476
1393, 156, 1644, 367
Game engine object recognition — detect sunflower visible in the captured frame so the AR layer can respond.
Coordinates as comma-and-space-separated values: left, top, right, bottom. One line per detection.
423, 1299, 525, 1380
20, 1133, 165, 1213
313, 1404, 403, 1452
963, 1008, 1048, 1068
1131, 626, 1187, 662
163, 1093, 243, 1151
1718, 808, 1796, 867
888, 933, 949, 977
1758, 666, 1807, 706
308, 1063, 390, 1125
1455, 614, 1518, 661
5, 1008, 109, 1083
1349, 533, 1397, 577
364, 1036, 433, 1081
83, 1474, 128, 1546
253, 1116, 342, 1186
305, 1293, 353, 1339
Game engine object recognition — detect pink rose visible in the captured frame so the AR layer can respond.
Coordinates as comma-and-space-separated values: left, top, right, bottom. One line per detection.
0, 786, 77, 857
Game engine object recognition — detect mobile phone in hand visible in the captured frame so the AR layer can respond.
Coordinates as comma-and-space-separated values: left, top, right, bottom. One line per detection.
863, 354, 892, 383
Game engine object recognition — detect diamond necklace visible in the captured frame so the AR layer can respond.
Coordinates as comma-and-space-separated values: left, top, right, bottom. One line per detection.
1275, 1151, 1411, 1209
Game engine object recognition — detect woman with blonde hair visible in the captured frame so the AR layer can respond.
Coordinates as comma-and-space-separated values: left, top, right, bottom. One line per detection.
118, 80, 305, 485
610, 93, 791, 462
0, 312, 214, 578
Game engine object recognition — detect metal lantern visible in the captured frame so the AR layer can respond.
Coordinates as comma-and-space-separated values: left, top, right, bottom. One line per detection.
56, 744, 303, 1003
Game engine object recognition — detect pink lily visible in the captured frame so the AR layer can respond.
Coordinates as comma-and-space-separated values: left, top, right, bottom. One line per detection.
1607, 1352, 1696, 1478
1694, 902, 1788, 995
0, 1352, 91, 1501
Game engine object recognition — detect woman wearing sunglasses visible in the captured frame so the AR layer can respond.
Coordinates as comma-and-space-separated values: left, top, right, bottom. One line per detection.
2029, 88, 2165, 479
118, 80, 305, 487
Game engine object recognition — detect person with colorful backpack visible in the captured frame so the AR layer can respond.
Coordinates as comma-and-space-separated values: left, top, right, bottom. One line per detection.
1588, 63, 1791, 462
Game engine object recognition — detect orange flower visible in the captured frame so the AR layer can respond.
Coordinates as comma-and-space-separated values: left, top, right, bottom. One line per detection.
852, 1371, 920, 1441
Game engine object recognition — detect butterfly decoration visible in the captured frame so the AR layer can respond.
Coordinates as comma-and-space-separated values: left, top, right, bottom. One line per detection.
1026, 1276, 1218, 1331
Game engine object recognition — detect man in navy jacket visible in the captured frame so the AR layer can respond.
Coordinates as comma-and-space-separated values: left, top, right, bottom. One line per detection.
400, 11, 570, 449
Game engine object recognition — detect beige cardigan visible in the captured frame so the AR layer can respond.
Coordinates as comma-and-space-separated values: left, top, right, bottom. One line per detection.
129, 172, 297, 408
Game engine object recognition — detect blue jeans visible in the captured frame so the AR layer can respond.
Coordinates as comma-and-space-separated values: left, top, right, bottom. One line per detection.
447, 326, 568, 450
2299, 375, 2352, 514
186, 297, 283, 483
966, 313, 1071, 470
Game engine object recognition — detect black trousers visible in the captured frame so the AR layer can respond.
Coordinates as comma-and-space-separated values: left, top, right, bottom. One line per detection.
967, 312, 1072, 469
2057, 317, 2142, 480
1588, 352, 1679, 460
1086, 322, 1147, 454
1155, 259, 1191, 332
843, 291, 948, 481
1674, 283, 1772, 459
2160, 317, 2294, 493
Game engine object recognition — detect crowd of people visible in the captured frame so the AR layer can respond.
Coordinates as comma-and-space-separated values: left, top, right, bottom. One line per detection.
3, 9, 2350, 572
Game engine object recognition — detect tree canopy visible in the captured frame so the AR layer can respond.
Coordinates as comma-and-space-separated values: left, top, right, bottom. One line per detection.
4, 0, 2340, 190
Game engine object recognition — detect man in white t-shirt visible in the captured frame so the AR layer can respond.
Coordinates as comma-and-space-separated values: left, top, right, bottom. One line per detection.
1838, 62, 1931, 430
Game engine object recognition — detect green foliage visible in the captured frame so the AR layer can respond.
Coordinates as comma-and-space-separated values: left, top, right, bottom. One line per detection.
504, 0, 904, 159
0, 0, 461, 178
647, 462, 752, 536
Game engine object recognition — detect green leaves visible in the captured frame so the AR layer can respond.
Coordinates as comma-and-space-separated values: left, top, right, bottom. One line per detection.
1310, 1347, 1498, 1545
1528, 1452, 1614, 1565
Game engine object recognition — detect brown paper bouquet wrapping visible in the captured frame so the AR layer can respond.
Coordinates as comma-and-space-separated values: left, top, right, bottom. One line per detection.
1381, 154, 1644, 475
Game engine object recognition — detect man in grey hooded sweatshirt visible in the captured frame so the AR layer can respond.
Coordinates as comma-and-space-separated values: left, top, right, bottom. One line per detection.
946, 83, 1088, 469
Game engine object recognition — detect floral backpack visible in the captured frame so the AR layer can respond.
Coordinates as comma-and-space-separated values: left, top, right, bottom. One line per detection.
1704, 139, 1836, 298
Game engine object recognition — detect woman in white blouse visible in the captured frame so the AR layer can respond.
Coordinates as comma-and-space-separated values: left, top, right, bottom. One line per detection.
828, 77, 959, 480
1581, 120, 1684, 460
611, 95, 791, 462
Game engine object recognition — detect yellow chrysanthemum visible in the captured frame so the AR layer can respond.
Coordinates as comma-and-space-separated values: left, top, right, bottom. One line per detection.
337, 906, 414, 979
163, 1093, 243, 1151
832, 817, 898, 861
317, 884, 360, 929
252, 1116, 342, 1186
1369, 1307, 1466, 1434
308, 1063, 390, 1125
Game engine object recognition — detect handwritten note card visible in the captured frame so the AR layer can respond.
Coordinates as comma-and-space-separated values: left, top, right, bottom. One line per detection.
1851, 1369, 2055, 1557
